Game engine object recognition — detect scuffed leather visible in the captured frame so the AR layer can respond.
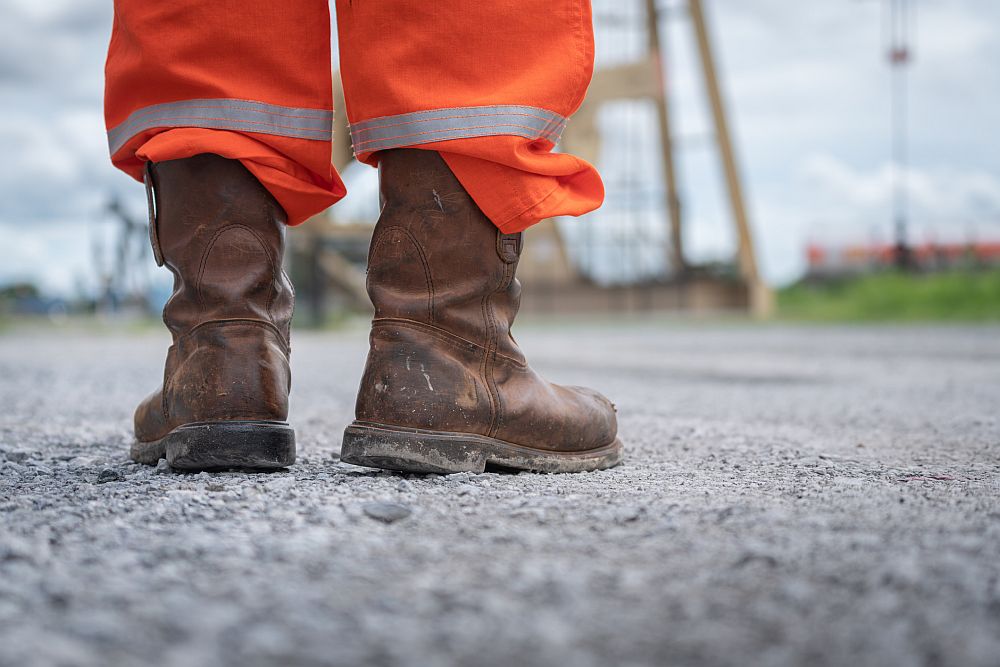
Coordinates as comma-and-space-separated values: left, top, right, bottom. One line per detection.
134, 154, 293, 443
354, 149, 618, 453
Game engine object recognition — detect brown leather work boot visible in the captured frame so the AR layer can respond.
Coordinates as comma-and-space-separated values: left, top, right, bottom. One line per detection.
131, 154, 295, 471
341, 149, 623, 474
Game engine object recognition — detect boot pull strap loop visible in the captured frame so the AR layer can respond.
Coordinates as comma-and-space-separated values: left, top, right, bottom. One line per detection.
144, 162, 165, 267
497, 232, 522, 264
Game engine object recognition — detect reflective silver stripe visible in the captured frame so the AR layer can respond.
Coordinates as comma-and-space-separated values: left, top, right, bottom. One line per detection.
107, 99, 333, 155
348, 105, 568, 154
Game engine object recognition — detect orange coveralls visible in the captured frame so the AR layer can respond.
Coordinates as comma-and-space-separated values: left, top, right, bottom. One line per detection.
104, 0, 604, 232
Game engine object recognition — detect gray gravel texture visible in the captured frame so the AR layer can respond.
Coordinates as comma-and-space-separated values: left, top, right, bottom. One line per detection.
1, 321, 998, 667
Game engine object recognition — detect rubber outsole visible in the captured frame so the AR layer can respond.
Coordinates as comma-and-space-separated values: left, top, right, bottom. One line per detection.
340, 421, 623, 474
131, 420, 295, 471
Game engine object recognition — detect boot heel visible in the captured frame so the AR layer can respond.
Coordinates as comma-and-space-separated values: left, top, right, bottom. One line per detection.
161, 420, 295, 471
340, 423, 488, 474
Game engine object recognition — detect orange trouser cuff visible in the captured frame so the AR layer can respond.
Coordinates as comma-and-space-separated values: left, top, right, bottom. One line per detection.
105, 0, 604, 230
440, 145, 604, 234
113, 128, 345, 228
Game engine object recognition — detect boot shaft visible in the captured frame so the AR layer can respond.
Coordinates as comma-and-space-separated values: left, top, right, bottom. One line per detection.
369, 149, 523, 362
146, 154, 293, 340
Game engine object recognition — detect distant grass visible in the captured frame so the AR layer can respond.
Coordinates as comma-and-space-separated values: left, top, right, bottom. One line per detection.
778, 270, 1000, 322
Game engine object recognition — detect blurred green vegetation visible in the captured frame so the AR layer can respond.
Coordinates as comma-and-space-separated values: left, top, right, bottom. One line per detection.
778, 270, 1000, 322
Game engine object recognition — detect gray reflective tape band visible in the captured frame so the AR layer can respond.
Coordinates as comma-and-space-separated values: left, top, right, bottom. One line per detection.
107, 99, 334, 155
348, 105, 568, 154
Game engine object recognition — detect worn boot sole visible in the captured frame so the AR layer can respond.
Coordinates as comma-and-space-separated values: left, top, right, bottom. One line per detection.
340, 422, 623, 474
131, 420, 296, 471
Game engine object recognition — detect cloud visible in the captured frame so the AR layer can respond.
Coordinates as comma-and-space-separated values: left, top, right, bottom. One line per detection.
1, 221, 101, 295
0, 1, 109, 89
0, 109, 139, 223
800, 154, 1000, 230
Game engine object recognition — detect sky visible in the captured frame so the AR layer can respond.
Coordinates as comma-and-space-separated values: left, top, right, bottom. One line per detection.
0, 0, 998, 295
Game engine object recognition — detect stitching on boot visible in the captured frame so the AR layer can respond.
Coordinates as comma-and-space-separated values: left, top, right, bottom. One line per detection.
496, 232, 521, 264
161, 345, 176, 422
181, 318, 291, 354
196, 223, 277, 320
490, 260, 516, 438
373, 319, 479, 354
372, 317, 528, 367
160, 320, 289, 425
370, 222, 435, 322
264, 199, 287, 329
485, 232, 517, 439
479, 291, 497, 436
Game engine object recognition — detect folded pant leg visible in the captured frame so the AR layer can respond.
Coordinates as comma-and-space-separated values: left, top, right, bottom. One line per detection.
105, 0, 344, 225
335, 0, 603, 233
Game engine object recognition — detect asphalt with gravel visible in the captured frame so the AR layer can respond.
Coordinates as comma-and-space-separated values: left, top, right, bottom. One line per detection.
1, 320, 998, 667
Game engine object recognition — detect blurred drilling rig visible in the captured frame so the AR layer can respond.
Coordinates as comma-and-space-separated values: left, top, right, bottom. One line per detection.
91, 196, 158, 316
290, 0, 772, 324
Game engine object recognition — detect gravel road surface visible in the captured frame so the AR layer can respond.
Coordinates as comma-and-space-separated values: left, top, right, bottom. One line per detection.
1, 321, 998, 667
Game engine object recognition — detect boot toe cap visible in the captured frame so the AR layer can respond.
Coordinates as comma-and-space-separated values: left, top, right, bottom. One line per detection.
566, 385, 619, 449
133, 389, 169, 443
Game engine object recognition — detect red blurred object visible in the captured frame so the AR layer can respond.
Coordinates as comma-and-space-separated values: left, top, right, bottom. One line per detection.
806, 240, 1000, 277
